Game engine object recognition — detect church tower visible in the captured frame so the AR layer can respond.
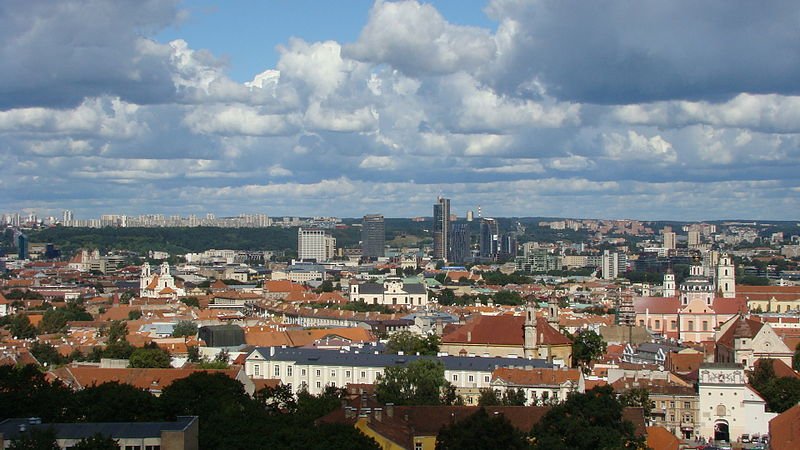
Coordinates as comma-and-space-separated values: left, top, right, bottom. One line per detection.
716, 253, 736, 298
139, 262, 151, 292
663, 270, 676, 298
523, 303, 538, 359
548, 297, 560, 325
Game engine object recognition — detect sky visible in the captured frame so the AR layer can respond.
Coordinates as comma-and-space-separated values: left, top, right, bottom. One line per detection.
1, 0, 800, 221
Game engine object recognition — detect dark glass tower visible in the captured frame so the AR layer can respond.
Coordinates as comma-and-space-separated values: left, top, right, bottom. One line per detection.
361, 214, 385, 259
479, 218, 499, 260
433, 196, 450, 260
449, 223, 470, 264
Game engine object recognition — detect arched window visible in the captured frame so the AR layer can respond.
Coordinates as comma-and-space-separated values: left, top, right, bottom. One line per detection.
716, 405, 726, 416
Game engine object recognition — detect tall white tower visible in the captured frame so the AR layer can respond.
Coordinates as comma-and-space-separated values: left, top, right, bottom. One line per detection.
717, 253, 736, 298
523, 303, 538, 359
663, 270, 676, 297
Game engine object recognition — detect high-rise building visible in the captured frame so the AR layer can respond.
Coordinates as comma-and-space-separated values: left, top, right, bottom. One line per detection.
663, 226, 676, 251
17, 233, 28, 260
499, 232, 517, 259
433, 196, 450, 261
361, 214, 385, 260
297, 228, 336, 262
449, 223, 470, 264
466, 210, 474, 222
602, 250, 620, 280
688, 230, 701, 247
479, 218, 499, 260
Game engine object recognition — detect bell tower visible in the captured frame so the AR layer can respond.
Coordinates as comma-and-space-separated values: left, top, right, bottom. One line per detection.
548, 297, 560, 325
663, 269, 676, 297
524, 303, 538, 359
717, 253, 736, 298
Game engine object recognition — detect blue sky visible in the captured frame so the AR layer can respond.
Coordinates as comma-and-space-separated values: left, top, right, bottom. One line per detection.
1, 0, 799, 221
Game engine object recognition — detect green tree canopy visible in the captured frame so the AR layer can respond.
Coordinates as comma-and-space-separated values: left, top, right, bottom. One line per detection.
39, 303, 92, 334
477, 388, 527, 406
793, 342, 800, 371
73, 382, 161, 422
385, 331, 440, 356
571, 329, 607, 373
375, 359, 455, 406
128, 347, 171, 368
8, 428, 60, 450
530, 385, 645, 450
171, 320, 198, 338
71, 434, 120, 450
437, 407, 529, 450
5, 314, 38, 339
749, 359, 800, 413
29, 342, 68, 367
0, 365, 74, 422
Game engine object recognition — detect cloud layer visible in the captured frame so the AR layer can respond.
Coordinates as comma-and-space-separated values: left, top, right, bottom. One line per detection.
1, 0, 799, 221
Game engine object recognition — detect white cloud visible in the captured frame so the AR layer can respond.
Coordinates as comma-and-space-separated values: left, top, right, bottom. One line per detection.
602, 131, 677, 164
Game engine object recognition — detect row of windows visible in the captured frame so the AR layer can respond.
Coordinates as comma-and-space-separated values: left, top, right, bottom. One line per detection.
451, 374, 491, 383
641, 319, 710, 331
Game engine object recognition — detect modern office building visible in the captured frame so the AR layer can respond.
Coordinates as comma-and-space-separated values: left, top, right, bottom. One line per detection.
479, 218, 499, 260
361, 214, 385, 260
297, 228, 336, 262
433, 197, 450, 261
449, 223, 470, 264
16, 233, 28, 260
663, 226, 676, 251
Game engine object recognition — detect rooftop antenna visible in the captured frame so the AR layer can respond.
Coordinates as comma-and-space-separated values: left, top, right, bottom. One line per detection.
477, 205, 482, 219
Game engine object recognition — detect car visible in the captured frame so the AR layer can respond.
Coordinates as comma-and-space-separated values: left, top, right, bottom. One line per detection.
741, 434, 751, 443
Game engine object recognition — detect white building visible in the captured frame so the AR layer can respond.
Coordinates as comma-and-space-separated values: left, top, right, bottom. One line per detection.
349, 277, 429, 307
245, 347, 551, 398
140, 262, 185, 299
298, 228, 336, 262
697, 363, 775, 442
602, 250, 620, 280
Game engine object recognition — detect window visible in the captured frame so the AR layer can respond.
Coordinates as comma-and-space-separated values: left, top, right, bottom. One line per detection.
702, 321, 708, 331
669, 414, 675, 422
670, 401, 675, 408
124, 447, 141, 450
316, 381, 321, 388
683, 402, 690, 409
301, 368, 307, 376
274, 365, 280, 377
468, 375, 474, 382
254, 364, 260, 377
639, 320, 645, 326
687, 321, 694, 331
145, 446, 161, 450
361, 371, 367, 379
655, 320, 661, 328
331, 370, 336, 377
316, 369, 321, 377
287, 365, 293, 377
346, 370, 351, 378
484, 376, 490, 383
670, 320, 677, 330
415, 442, 423, 450
452, 374, 458, 381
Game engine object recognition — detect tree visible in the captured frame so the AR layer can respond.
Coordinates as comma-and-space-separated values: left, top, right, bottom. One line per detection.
316, 279, 334, 293
73, 382, 161, 422
256, 383, 298, 415
478, 388, 527, 406
126, 310, 142, 320
39, 303, 92, 334
571, 329, 607, 373
385, 331, 440, 356
171, 320, 197, 338
6, 314, 38, 339
180, 297, 200, 308
29, 342, 67, 367
187, 345, 201, 363
128, 347, 171, 368
494, 290, 525, 306
530, 385, 646, 450
8, 428, 60, 450
749, 359, 800, 413
794, 342, 800, 371
619, 387, 654, 419
375, 359, 454, 405
71, 434, 120, 450
437, 407, 529, 450
0, 365, 74, 422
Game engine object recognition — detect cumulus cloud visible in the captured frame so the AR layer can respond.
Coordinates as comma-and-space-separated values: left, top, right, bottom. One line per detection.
2, 1, 800, 220
344, 1, 495, 75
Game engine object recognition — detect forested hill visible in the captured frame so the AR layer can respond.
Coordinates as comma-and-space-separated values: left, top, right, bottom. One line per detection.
26, 226, 331, 255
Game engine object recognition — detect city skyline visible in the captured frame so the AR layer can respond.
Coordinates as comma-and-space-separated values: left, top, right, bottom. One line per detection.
2, 1, 800, 221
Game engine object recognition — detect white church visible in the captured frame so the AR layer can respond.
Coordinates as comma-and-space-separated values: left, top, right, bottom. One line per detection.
139, 262, 185, 299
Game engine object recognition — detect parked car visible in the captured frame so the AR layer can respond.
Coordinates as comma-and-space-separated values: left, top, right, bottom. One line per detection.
741, 434, 751, 443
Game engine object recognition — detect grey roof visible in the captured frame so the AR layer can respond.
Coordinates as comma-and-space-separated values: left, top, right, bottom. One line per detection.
0, 416, 196, 440
358, 282, 427, 295
250, 347, 552, 372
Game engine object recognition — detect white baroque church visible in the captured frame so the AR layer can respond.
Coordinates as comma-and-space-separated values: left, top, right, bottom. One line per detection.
139, 262, 185, 299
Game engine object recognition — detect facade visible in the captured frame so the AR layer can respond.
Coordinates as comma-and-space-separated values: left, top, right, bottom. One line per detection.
245, 347, 551, 398
602, 250, 621, 280
349, 277, 428, 307
361, 214, 385, 260
479, 218, 499, 260
714, 315, 793, 369
663, 227, 676, 251
0, 416, 199, 450
432, 196, 450, 261
490, 367, 585, 406
441, 311, 572, 366
297, 228, 335, 262
449, 223, 470, 264
140, 262, 185, 299
697, 363, 775, 442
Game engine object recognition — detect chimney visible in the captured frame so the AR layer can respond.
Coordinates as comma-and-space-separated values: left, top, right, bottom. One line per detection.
467, 331, 472, 343
269, 346, 275, 357
386, 403, 394, 418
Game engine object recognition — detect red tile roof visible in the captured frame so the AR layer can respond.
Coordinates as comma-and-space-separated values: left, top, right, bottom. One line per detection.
493, 367, 581, 386
442, 314, 570, 346
770, 403, 800, 450
717, 316, 764, 348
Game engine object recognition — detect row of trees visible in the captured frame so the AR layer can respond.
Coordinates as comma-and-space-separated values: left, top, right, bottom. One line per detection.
0, 365, 379, 450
